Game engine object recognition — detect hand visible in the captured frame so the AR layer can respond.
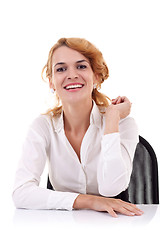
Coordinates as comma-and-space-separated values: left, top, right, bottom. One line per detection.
90, 196, 143, 218
111, 96, 132, 119
73, 194, 144, 218
104, 96, 131, 134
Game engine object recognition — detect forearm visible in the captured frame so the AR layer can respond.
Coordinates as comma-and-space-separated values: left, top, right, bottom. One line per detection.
13, 183, 79, 211
97, 133, 129, 196
100, 107, 127, 196
98, 117, 139, 197
104, 107, 120, 135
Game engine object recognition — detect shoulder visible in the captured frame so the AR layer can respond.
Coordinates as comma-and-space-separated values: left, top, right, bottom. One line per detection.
29, 113, 62, 135
30, 114, 52, 130
27, 114, 55, 142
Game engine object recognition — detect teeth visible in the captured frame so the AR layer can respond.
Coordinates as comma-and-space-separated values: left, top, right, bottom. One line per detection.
65, 84, 83, 90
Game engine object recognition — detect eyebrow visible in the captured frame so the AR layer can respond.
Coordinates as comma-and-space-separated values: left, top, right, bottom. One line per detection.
54, 60, 89, 68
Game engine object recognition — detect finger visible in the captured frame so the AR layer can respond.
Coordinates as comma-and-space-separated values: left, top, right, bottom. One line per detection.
116, 96, 122, 104
121, 96, 130, 103
116, 207, 136, 216
121, 201, 143, 212
112, 96, 120, 102
117, 201, 144, 215
107, 208, 118, 218
123, 208, 143, 216
124, 205, 144, 216
112, 96, 121, 104
111, 98, 116, 104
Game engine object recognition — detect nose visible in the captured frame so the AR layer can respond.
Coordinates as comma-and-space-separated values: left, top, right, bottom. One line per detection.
67, 67, 78, 80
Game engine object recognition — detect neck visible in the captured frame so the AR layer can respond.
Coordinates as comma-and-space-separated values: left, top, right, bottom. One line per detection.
62, 99, 93, 135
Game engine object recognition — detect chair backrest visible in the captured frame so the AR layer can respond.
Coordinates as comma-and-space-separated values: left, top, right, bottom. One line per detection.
128, 136, 159, 204
47, 176, 54, 190
47, 135, 159, 204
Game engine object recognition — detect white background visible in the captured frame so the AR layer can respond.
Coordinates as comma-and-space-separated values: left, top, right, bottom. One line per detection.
0, 0, 159, 238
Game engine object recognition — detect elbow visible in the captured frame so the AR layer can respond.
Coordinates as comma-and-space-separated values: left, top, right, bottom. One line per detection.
12, 187, 26, 209
98, 175, 129, 197
12, 183, 34, 209
12, 191, 21, 209
99, 186, 125, 197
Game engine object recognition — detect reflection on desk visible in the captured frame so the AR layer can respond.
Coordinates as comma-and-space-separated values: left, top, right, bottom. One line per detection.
13, 204, 159, 227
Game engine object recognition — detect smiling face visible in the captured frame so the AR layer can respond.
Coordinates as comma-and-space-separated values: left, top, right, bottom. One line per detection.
50, 46, 98, 106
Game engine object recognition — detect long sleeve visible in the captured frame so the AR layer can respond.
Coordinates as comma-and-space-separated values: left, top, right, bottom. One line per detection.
12, 116, 79, 210
97, 117, 139, 197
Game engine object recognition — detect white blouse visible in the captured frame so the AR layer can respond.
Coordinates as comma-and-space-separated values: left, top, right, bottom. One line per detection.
12, 101, 139, 211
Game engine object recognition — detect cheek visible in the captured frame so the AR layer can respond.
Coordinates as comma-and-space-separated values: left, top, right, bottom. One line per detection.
82, 71, 94, 84
52, 75, 63, 87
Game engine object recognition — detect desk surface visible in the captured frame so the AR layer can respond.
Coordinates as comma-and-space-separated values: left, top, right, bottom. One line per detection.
13, 204, 159, 227
2, 204, 159, 239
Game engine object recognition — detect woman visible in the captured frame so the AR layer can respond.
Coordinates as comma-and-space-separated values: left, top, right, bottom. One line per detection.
12, 38, 143, 217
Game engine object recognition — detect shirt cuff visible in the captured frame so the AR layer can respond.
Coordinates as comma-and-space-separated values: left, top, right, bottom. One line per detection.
47, 191, 80, 211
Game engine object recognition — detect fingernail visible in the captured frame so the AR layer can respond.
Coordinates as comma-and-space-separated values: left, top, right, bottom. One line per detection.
138, 210, 144, 214
130, 212, 135, 216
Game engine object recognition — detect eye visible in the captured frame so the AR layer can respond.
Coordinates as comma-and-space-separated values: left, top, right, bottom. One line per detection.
77, 65, 87, 70
56, 67, 67, 72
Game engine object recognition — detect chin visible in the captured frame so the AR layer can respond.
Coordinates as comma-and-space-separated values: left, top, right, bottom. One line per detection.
63, 94, 91, 105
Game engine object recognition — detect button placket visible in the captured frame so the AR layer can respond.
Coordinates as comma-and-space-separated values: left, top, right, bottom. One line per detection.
80, 125, 97, 166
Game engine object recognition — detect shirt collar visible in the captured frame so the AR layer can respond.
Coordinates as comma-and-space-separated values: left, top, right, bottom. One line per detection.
52, 100, 103, 133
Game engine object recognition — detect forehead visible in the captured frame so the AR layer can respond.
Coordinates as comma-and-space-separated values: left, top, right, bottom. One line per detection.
52, 46, 89, 64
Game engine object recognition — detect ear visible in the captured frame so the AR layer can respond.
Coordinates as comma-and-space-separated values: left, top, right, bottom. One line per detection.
93, 73, 99, 85
49, 77, 55, 90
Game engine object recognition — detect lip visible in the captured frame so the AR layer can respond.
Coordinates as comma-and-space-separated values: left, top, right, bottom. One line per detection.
64, 87, 84, 92
63, 82, 84, 92
63, 82, 84, 88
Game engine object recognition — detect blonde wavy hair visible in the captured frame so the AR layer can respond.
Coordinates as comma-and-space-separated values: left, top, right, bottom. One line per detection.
41, 37, 110, 116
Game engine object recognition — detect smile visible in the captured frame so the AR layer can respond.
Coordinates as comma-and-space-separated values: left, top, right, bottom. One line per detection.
64, 84, 84, 91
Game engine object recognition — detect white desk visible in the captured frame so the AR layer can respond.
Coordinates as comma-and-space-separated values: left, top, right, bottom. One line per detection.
13, 204, 159, 226
11, 204, 160, 239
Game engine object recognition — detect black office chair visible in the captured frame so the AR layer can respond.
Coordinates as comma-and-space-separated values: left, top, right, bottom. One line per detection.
47, 135, 159, 204
47, 175, 54, 190
128, 135, 159, 204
